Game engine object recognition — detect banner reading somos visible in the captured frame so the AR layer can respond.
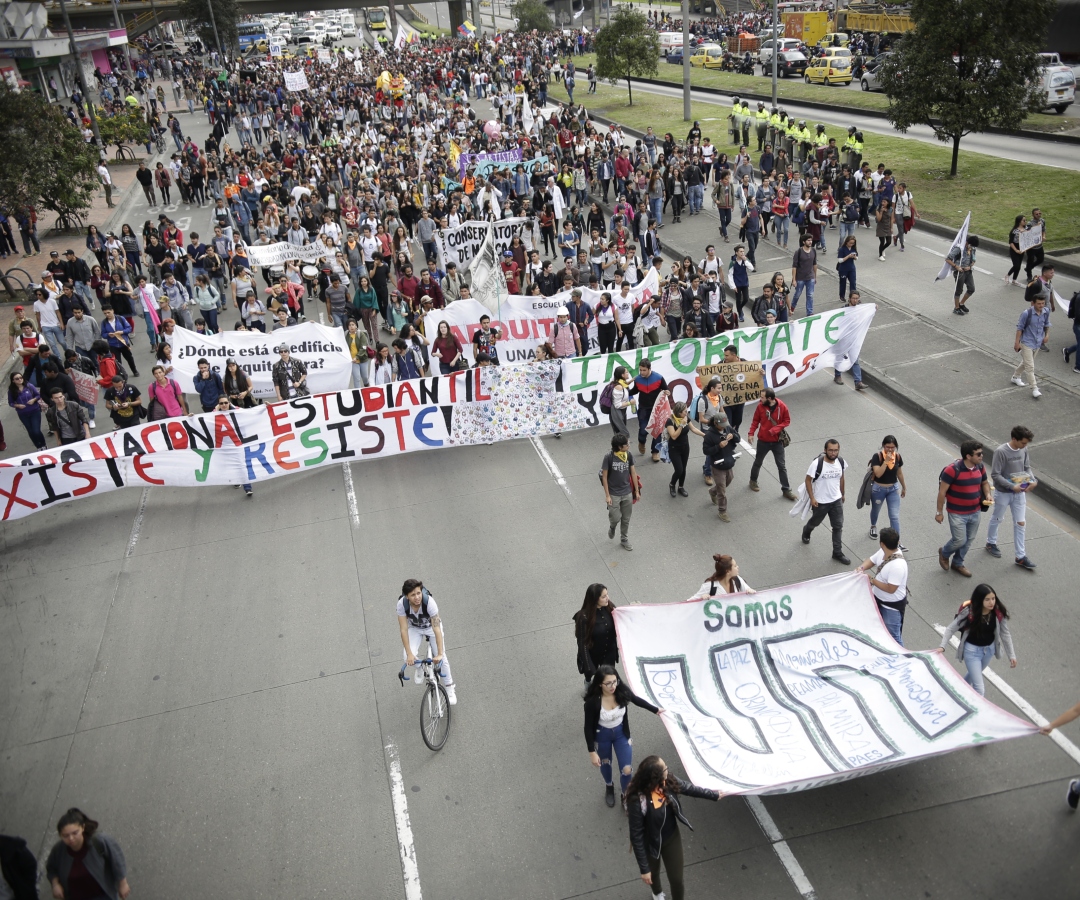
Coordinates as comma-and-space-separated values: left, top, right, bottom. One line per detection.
614, 573, 1036, 795
0, 307, 875, 520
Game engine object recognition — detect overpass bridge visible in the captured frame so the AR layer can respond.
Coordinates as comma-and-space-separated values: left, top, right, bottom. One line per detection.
50, 0, 475, 39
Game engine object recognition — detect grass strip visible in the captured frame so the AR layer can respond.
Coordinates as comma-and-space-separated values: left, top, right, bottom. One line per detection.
549, 79, 1080, 249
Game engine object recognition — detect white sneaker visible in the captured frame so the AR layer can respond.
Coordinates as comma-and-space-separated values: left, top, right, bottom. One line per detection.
445, 683, 457, 705
878, 255, 885, 261
1032, 388, 1042, 399
1010, 377, 1025, 387
89, 420, 96, 429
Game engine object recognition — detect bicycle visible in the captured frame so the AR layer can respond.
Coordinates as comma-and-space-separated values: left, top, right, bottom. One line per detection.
155, 133, 166, 154
398, 656, 452, 751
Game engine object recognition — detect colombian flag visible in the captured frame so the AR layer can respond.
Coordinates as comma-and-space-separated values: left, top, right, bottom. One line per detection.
457, 20, 476, 36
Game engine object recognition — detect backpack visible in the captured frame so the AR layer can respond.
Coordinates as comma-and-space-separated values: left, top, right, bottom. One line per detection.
843, 203, 858, 223
1023, 279, 1044, 304
598, 381, 615, 415
790, 204, 805, 226
1068, 290, 1080, 320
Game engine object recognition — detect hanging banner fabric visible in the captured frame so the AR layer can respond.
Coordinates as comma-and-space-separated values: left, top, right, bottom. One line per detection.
167, 322, 353, 400
0, 307, 876, 519
458, 148, 522, 179
434, 217, 528, 271
242, 241, 329, 267
613, 573, 1037, 796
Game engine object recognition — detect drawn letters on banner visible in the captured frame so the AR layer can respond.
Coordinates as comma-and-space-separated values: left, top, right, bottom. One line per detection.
242, 240, 329, 268
1018, 222, 1043, 253
614, 572, 1036, 796
0, 310, 878, 520
696, 361, 764, 407
168, 322, 353, 400
435, 218, 527, 271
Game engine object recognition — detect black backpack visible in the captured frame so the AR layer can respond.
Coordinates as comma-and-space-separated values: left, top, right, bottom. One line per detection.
812, 453, 846, 481
1068, 290, 1080, 320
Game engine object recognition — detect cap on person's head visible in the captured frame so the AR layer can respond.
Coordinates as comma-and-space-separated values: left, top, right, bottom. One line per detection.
556, 306, 569, 316
723, 298, 735, 309
276, 345, 290, 353
503, 250, 513, 258
13, 305, 23, 313
49, 250, 59, 258
420, 295, 433, 306
65, 249, 76, 256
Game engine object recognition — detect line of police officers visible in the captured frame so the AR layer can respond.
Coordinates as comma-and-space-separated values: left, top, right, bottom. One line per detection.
725, 95, 864, 172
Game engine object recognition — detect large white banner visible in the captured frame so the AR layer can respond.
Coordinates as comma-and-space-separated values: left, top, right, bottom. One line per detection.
169, 323, 353, 400
0, 306, 876, 519
284, 70, 309, 91
243, 240, 328, 267
1018, 222, 1043, 253
614, 573, 1036, 795
434, 218, 528, 271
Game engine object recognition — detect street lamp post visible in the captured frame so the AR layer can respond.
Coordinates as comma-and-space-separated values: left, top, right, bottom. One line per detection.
681, 0, 690, 121
771, 0, 778, 107
57, 0, 103, 151
205, 0, 223, 60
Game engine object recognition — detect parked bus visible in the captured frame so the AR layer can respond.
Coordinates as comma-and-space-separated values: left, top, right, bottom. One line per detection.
237, 21, 268, 52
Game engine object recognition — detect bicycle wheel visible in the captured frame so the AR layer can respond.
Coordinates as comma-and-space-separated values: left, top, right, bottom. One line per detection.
420, 682, 451, 751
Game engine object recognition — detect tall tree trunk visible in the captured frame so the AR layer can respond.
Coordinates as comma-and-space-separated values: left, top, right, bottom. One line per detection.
626, 70, 633, 105
950, 133, 961, 177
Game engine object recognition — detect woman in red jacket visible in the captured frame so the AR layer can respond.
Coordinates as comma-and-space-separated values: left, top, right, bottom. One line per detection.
747, 387, 796, 500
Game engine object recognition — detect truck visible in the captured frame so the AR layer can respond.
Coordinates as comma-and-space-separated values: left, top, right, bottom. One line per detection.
1038, 52, 1075, 114
836, 6, 915, 35
782, 11, 830, 49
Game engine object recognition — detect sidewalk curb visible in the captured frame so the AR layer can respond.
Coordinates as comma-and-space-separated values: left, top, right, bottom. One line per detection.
857, 359, 1080, 524
624, 74, 1080, 146
583, 109, 1080, 279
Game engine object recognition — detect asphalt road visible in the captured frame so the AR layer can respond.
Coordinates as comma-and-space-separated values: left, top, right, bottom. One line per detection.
2, 67, 1080, 900
620, 77, 1080, 170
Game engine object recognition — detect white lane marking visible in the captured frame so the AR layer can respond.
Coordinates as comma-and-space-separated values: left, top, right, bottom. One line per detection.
530, 436, 571, 497
934, 625, 1080, 766
342, 462, 360, 528
385, 739, 423, 900
125, 487, 150, 558
916, 245, 994, 276
745, 796, 818, 900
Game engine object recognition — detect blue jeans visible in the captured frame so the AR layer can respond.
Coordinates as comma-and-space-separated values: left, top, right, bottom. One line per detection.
650, 197, 663, 226
942, 511, 981, 567
870, 482, 900, 533
963, 642, 996, 696
773, 214, 789, 246
718, 207, 732, 237
1067, 320, 1080, 359
143, 311, 158, 345
41, 325, 66, 357
792, 279, 815, 315
987, 489, 1026, 559
877, 602, 904, 646
688, 184, 704, 214
839, 221, 856, 242
595, 725, 633, 793
19, 409, 46, 450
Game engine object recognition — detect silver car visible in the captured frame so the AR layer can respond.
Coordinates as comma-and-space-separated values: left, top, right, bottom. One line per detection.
860, 52, 892, 92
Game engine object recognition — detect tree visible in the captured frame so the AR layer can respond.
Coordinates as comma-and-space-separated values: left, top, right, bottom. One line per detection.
593, 7, 659, 105
98, 109, 151, 156
881, 0, 1055, 176
179, 0, 239, 55
0, 85, 98, 226
511, 0, 554, 33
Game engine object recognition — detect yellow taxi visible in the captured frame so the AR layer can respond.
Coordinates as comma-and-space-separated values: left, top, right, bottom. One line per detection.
689, 44, 725, 68
816, 32, 849, 50
804, 47, 853, 85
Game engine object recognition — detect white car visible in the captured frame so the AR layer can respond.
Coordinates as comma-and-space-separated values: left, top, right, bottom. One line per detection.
326, 25, 342, 40
1039, 52, 1075, 113
860, 52, 891, 92
758, 38, 802, 67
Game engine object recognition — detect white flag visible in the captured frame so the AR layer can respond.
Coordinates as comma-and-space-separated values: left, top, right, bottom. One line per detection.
522, 98, 535, 135
467, 225, 507, 319
936, 212, 970, 282
394, 25, 409, 50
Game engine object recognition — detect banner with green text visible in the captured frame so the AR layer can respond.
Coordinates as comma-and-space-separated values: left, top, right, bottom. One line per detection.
0, 306, 874, 520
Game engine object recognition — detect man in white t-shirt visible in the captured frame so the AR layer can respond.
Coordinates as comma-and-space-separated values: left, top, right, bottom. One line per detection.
396, 578, 457, 704
33, 287, 66, 358
801, 439, 850, 564
614, 282, 637, 350
855, 527, 908, 646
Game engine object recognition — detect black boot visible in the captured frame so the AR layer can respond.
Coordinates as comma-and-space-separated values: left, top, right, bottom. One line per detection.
605, 784, 616, 808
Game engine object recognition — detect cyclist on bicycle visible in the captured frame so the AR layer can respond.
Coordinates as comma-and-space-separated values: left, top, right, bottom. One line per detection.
397, 578, 457, 705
